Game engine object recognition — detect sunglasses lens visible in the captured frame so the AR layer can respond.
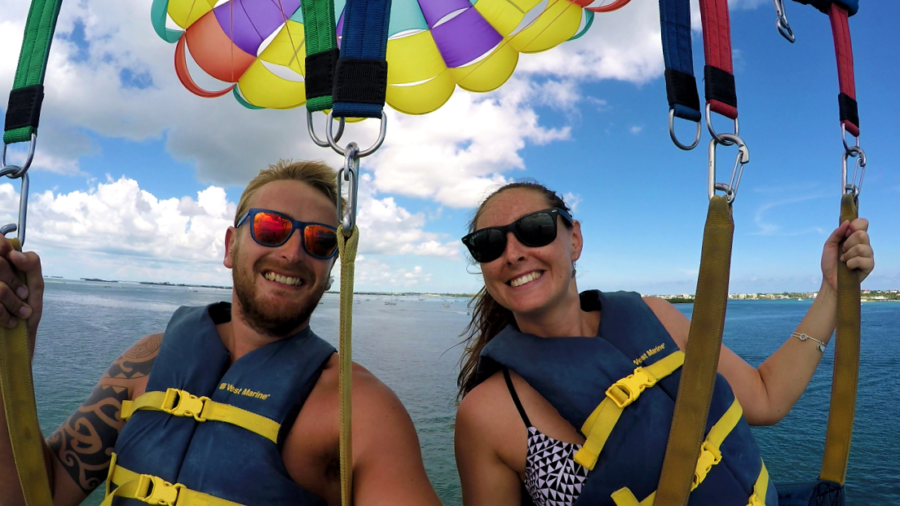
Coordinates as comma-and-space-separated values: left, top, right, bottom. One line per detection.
253, 212, 293, 246
304, 225, 338, 258
468, 229, 506, 263
516, 212, 557, 247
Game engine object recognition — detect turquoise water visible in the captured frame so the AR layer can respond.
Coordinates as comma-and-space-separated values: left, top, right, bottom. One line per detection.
29, 280, 900, 505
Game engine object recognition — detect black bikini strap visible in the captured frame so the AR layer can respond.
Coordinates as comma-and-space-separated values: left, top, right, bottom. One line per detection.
502, 367, 532, 428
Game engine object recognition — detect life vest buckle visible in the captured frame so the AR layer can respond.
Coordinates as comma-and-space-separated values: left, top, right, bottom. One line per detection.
162, 388, 209, 422
135, 474, 183, 506
692, 441, 723, 490
606, 368, 658, 409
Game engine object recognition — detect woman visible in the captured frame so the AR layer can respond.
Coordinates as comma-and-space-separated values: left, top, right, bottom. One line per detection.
454, 181, 874, 506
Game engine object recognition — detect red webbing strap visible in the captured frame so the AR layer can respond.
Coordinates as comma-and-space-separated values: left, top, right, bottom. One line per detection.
828, 3, 859, 137
699, 0, 737, 119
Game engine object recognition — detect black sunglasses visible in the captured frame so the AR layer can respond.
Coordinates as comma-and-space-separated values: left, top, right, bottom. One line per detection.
461, 208, 573, 263
237, 208, 338, 260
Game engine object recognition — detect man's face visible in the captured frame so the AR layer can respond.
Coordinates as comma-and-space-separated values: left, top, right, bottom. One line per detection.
224, 180, 338, 338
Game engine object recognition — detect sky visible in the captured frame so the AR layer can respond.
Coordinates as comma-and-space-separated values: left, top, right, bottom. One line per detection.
0, 0, 896, 295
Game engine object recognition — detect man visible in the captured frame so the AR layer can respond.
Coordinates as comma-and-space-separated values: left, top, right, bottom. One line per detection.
0, 160, 442, 506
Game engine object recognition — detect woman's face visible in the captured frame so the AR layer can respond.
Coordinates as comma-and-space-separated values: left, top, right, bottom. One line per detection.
474, 188, 582, 318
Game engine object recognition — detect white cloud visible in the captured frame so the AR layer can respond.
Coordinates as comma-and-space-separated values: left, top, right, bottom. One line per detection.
563, 192, 583, 213
0, 0, 772, 288
630, 126, 643, 134
0, 177, 458, 283
367, 77, 570, 209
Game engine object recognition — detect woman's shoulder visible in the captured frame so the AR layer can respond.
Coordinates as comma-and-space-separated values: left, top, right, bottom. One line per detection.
458, 370, 508, 424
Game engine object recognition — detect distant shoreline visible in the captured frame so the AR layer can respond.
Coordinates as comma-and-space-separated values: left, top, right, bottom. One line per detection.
42, 278, 899, 301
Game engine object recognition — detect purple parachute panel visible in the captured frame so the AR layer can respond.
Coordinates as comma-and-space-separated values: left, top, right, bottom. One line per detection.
215, 0, 300, 56
417, 0, 472, 28
430, 7, 502, 69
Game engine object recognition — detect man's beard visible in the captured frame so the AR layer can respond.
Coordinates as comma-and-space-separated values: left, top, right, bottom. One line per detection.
232, 247, 327, 338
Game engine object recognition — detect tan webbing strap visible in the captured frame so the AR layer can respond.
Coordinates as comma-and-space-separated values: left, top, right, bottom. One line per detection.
121, 388, 280, 443
0, 238, 53, 506
102, 453, 247, 506
654, 196, 734, 506
819, 193, 860, 484
336, 224, 359, 506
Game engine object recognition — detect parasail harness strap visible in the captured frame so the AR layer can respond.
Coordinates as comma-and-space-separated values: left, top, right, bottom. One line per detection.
1, 0, 64, 504
302, 0, 340, 113
658, 0, 701, 150
330, 0, 392, 120
321, 2, 393, 505
772, 0, 863, 488
3, 0, 63, 146
653, 0, 750, 501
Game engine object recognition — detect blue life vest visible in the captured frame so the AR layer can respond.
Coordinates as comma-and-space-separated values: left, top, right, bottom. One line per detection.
110, 302, 336, 506
475, 290, 779, 506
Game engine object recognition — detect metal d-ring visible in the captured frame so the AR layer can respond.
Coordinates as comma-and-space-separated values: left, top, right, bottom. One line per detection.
326, 111, 387, 158
669, 109, 702, 151
708, 133, 749, 203
307, 109, 345, 148
773, 0, 795, 43
841, 123, 860, 153
0, 133, 38, 178
706, 104, 739, 146
336, 143, 360, 236
842, 145, 866, 198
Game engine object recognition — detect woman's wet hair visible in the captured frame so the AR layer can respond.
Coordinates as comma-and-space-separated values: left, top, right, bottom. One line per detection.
457, 180, 573, 400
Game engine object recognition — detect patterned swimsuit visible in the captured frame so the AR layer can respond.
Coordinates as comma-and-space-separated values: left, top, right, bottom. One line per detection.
503, 368, 589, 506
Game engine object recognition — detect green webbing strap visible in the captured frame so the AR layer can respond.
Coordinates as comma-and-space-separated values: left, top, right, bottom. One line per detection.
819, 193, 860, 484
302, 0, 339, 112
0, 238, 53, 506
654, 196, 734, 506
336, 225, 358, 506
3, 0, 64, 144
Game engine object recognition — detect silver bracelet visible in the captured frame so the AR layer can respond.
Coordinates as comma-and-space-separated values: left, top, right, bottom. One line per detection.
792, 332, 827, 352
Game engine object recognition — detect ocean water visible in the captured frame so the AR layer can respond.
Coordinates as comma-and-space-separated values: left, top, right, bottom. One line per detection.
27, 280, 900, 505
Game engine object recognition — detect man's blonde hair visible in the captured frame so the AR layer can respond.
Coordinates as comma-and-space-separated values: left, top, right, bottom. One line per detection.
235, 160, 343, 226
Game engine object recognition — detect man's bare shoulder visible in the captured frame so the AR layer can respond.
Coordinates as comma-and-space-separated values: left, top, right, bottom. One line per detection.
101, 333, 163, 393
283, 356, 439, 505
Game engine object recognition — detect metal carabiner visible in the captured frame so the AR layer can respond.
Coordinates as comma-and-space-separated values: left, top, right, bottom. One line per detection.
307, 109, 345, 148
326, 111, 387, 159
842, 145, 866, 198
336, 143, 360, 237
706, 104, 739, 146
669, 109, 702, 151
708, 133, 749, 203
773, 0, 795, 43
0, 133, 38, 178
0, 170, 30, 246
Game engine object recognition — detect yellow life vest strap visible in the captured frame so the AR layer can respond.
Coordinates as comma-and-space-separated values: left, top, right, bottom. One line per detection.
746, 461, 770, 506
102, 452, 247, 506
121, 388, 280, 443
691, 398, 743, 490
609, 399, 750, 506
574, 351, 685, 470
0, 238, 53, 506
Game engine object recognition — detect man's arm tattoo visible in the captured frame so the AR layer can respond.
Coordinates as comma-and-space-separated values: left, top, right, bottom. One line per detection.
47, 334, 161, 494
